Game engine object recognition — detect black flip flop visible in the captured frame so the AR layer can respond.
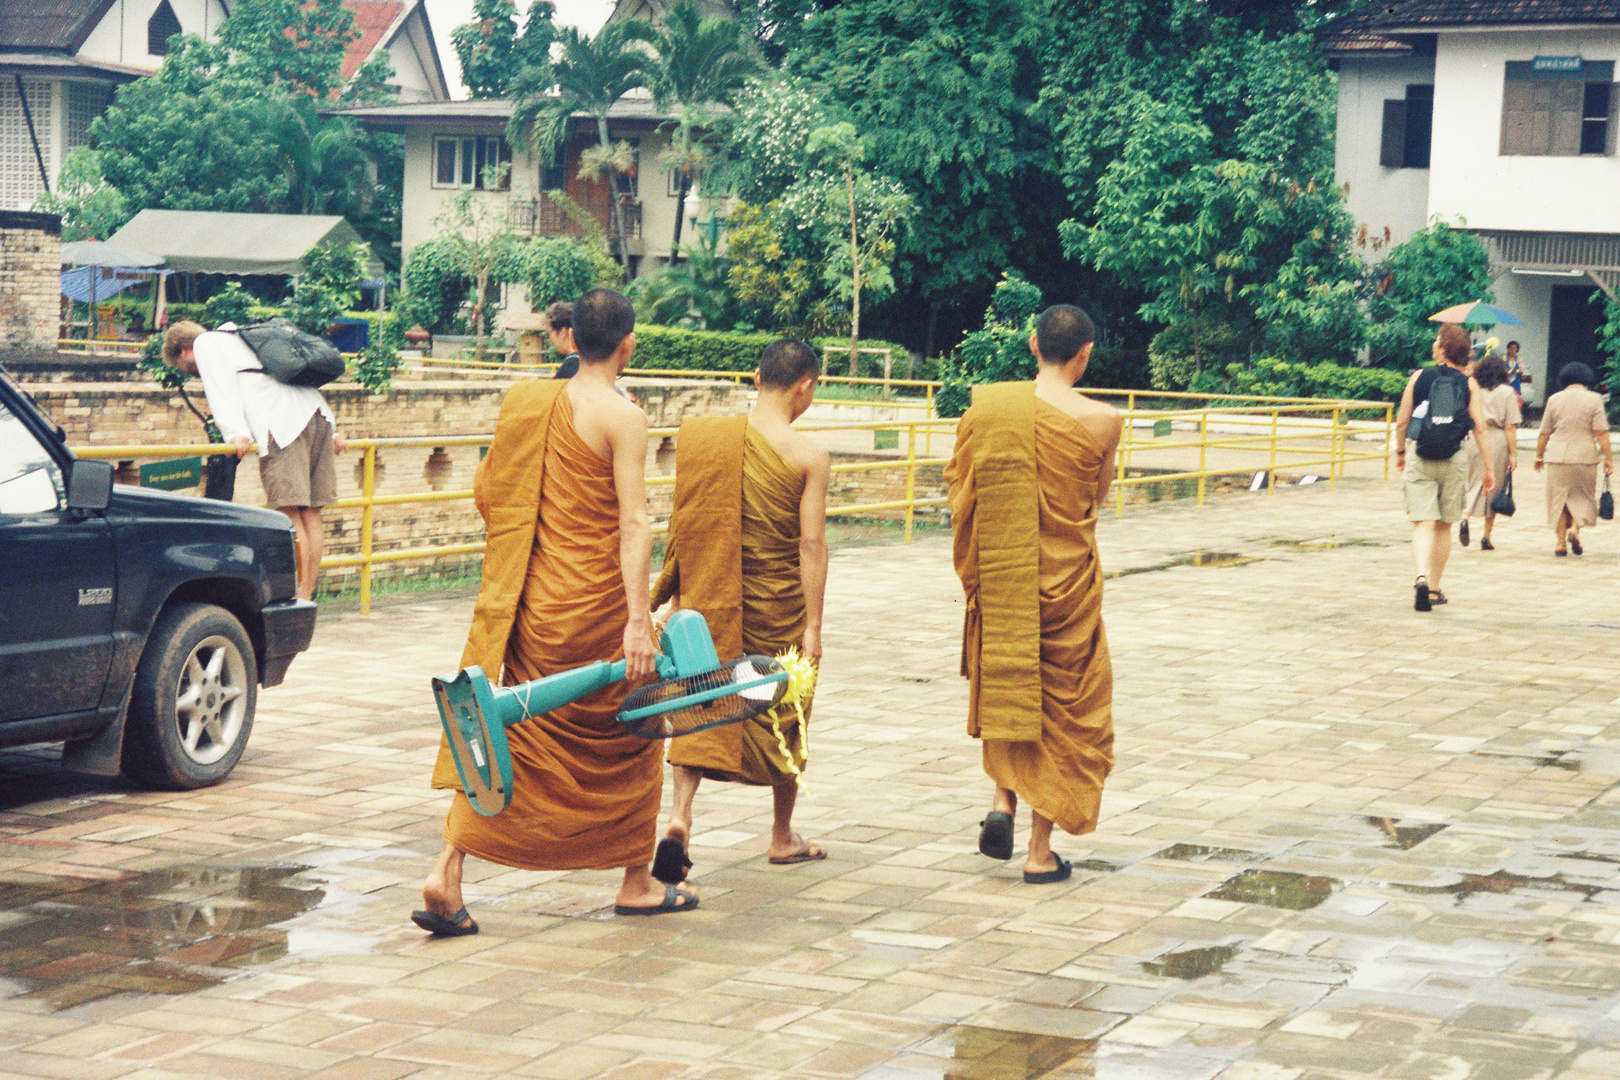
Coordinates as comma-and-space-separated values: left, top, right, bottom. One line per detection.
1428, 590, 1447, 606
978, 811, 1014, 860
615, 883, 699, 916
1571, 536, 1583, 556
1024, 854, 1072, 885
410, 906, 478, 936
1414, 578, 1431, 612
652, 836, 692, 884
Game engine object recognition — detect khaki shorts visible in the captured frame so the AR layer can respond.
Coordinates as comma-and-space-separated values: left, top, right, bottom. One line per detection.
261, 413, 337, 509
1402, 440, 1468, 523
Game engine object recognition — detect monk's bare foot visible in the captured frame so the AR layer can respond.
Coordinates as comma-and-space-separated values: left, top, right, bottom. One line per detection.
421, 871, 468, 925
768, 832, 826, 864
1023, 852, 1059, 876
616, 866, 697, 911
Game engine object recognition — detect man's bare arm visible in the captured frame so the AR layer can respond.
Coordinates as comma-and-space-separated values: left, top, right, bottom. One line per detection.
607, 404, 657, 679
798, 448, 831, 662
1094, 410, 1124, 505
1394, 370, 1420, 469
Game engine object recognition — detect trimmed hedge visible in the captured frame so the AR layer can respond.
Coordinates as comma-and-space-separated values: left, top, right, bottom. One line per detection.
629, 325, 917, 382
1216, 358, 1410, 403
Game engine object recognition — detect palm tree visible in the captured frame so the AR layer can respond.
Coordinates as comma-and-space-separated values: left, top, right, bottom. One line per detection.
647, 2, 758, 260
509, 21, 657, 279
251, 94, 371, 217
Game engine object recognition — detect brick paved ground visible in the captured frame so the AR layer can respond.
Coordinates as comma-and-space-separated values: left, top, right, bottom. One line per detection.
3, 469, 1619, 1080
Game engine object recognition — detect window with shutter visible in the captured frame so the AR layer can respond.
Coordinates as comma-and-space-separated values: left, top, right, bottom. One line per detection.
1581, 83, 1614, 154
1608, 85, 1620, 156
1380, 100, 1408, 168
1501, 81, 1532, 155
148, 0, 181, 56
1503, 60, 1617, 156
1403, 85, 1433, 168
1551, 82, 1584, 155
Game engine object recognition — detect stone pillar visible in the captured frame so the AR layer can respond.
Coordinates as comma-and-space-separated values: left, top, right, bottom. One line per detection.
0, 210, 62, 352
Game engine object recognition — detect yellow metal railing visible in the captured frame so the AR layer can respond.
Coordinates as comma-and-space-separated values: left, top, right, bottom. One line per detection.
71, 400, 1389, 614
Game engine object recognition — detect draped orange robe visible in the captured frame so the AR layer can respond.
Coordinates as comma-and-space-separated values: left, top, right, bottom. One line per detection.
431, 382, 660, 870
945, 381, 1114, 835
653, 416, 809, 784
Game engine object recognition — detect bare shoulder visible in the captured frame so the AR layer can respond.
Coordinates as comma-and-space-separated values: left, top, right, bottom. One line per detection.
771, 424, 828, 479
1070, 391, 1122, 432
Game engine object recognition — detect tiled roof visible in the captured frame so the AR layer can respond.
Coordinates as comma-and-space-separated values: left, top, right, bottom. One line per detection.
1371, 1, 1620, 28
342, 1, 403, 83
1318, 6, 1415, 55
0, 0, 116, 53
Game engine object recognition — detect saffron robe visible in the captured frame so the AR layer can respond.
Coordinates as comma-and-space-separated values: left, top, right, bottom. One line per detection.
432, 382, 661, 870
945, 381, 1114, 835
653, 416, 809, 785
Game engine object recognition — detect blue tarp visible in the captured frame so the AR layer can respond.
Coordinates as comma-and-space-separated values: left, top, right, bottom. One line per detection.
60, 267, 151, 304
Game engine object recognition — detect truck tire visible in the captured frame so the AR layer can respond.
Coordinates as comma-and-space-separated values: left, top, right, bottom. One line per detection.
123, 602, 258, 790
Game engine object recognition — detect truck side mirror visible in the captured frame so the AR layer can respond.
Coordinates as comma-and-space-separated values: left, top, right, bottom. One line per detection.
67, 459, 114, 512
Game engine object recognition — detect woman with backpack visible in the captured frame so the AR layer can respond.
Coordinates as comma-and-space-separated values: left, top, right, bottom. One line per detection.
1394, 324, 1494, 612
1460, 354, 1521, 551
1534, 363, 1614, 557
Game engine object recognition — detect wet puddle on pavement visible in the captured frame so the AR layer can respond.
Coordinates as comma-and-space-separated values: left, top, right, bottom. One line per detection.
1151, 843, 1259, 864
1364, 817, 1450, 850
865, 1026, 1098, 1079
1140, 943, 1241, 980
0, 865, 322, 1009
1266, 538, 1387, 551
1393, 870, 1608, 905
1205, 869, 1337, 910
1107, 551, 1263, 579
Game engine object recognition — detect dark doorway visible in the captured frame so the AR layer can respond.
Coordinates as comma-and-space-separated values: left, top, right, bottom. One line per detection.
1548, 283, 1604, 388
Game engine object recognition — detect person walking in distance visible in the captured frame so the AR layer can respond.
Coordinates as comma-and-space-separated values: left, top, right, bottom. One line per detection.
1395, 324, 1494, 611
651, 339, 832, 883
1535, 362, 1614, 556
163, 320, 345, 600
546, 301, 580, 379
946, 305, 1122, 884
1461, 354, 1520, 551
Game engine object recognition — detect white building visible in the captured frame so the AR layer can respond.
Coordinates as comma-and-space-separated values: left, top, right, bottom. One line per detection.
0, 0, 447, 213
338, 96, 704, 316
1324, 0, 1620, 404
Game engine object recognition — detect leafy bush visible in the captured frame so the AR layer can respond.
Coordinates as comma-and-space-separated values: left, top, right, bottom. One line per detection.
627, 325, 908, 381
1365, 221, 1493, 367
1211, 357, 1410, 403
353, 341, 402, 393
289, 242, 364, 334
203, 281, 257, 327
400, 237, 472, 333
524, 237, 595, 311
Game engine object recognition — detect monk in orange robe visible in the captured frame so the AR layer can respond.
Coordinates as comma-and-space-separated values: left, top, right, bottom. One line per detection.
945, 304, 1122, 884
650, 340, 830, 881
414, 289, 694, 935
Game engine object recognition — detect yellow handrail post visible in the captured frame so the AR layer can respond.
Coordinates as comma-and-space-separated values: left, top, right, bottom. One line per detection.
1197, 411, 1208, 506
1268, 410, 1279, 494
903, 423, 917, 544
360, 445, 376, 615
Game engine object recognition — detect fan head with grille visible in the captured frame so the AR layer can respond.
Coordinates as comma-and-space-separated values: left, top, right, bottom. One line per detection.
617, 655, 789, 739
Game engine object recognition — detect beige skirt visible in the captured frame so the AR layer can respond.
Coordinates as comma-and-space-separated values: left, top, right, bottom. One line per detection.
1465, 428, 1512, 517
1545, 462, 1599, 530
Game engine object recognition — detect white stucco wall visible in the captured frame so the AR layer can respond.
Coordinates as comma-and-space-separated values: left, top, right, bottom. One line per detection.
77, 0, 227, 72
383, 11, 444, 103
1429, 29, 1620, 233
1335, 55, 1436, 257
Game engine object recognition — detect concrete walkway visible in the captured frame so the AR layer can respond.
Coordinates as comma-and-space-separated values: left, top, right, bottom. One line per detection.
1, 471, 1619, 1080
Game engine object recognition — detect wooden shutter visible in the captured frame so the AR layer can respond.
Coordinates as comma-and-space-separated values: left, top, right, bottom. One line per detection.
1501, 81, 1533, 155
1552, 82, 1584, 155
1381, 100, 1408, 167
1608, 85, 1619, 155
1528, 82, 1555, 154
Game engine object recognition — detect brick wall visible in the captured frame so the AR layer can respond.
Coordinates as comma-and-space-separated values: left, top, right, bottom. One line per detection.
25, 375, 749, 592
0, 211, 61, 352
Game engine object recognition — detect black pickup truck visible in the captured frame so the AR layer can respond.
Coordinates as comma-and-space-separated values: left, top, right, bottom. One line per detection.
0, 369, 315, 788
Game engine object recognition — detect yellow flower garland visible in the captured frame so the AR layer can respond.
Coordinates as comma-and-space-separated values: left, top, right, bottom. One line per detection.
765, 648, 817, 788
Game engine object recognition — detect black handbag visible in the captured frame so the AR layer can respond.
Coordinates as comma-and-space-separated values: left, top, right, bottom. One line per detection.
1601, 476, 1614, 521
1490, 472, 1516, 517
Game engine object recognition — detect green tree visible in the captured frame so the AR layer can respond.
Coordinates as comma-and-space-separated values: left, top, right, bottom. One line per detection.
627, 230, 737, 329
217, 0, 359, 98
431, 166, 523, 356
288, 242, 365, 335
32, 148, 130, 241
645, 2, 760, 259
451, 0, 557, 99
249, 95, 371, 215
724, 201, 843, 338
936, 271, 1046, 417
508, 21, 657, 279
1364, 221, 1494, 367
1597, 290, 1620, 400
523, 237, 597, 312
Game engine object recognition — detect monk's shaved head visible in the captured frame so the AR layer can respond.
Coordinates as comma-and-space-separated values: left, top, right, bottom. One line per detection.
758, 339, 819, 388
573, 288, 635, 362
1035, 305, 1095, 365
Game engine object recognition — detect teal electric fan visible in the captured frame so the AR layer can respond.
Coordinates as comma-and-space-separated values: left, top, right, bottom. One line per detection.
433, 610, 789, 816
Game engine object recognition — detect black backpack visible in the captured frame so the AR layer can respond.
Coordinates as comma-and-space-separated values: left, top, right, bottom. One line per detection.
1409, 367, 1471, 461
231, 318, 347, 388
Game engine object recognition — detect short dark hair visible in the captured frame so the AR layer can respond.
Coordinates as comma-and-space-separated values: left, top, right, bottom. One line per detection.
1474, 355, 1509, 391
758, 339, 819, 388
545, 301, 572, 331
1507, 340, 1520, 350
572, 288, 634, 363
1034, 305, 1095, 364
1560, 362, 1598, 390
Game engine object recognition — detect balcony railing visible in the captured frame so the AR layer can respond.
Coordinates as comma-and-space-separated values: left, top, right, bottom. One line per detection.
509, 193, 641, 241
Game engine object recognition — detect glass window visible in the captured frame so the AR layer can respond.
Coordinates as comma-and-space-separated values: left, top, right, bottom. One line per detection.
1581, 83, 1612, 155
435, 136, 512, 189
148, 0, 182, 56
435, 137, 457, 185
0, 401, 63, 516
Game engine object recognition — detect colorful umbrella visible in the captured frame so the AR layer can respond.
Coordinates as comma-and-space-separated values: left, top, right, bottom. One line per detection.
1428, 301, 1524, 328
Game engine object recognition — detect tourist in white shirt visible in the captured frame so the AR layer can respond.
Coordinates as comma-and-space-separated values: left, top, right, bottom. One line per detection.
163, 320, 345, 600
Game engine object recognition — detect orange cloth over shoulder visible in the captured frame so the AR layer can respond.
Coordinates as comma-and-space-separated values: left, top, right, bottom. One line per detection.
653, 417, 809, 784
945, 381, 1114, 835
432, 383, 661, 870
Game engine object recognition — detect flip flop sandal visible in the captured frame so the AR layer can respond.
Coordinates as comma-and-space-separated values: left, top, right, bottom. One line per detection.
1414, 578, 1431, 612
410, 907, 479, 937
1428, 590, 1448, 606
652, 836, 692, 884
1459, 520, 1469, 546
1571, 537, 1583, 556
769, 846, 827, 865
978, 811, 1014, 860
615, 883, 699, 917
1024, 854, 1072, 885
1480, 538, 1495, 551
